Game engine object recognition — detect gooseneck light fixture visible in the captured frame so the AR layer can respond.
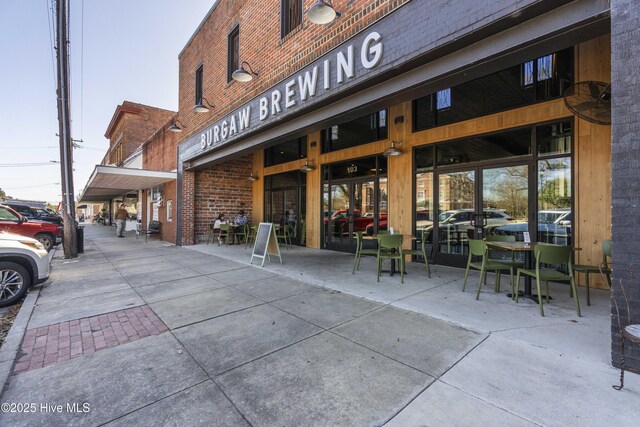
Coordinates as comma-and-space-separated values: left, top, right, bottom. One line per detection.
383, 140, 403, 157
299, 160, 316, 173
308, 0, 341, 25
248, 173, 259, 182
193, 97, 215, 113
232, 61, 259, 82
168, 120, 186, 133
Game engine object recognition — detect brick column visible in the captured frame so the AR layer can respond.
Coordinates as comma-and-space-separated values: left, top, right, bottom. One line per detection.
611, 0, 640, 371
180, 170, 195, 246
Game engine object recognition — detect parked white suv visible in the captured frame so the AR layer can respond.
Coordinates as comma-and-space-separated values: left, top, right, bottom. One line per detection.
0, 232, 51, 307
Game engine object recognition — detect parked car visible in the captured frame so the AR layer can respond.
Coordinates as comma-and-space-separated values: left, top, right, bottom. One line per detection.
0, 232, 50, 307
492, 209, 572, 245
4, 203, 63, 226
0, 205, 62, 251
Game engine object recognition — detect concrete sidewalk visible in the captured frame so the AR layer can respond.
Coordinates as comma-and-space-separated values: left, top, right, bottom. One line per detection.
0, 224, 638, 426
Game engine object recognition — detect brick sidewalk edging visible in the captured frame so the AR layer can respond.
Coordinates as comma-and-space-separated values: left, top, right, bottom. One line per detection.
14, 305, 168, 374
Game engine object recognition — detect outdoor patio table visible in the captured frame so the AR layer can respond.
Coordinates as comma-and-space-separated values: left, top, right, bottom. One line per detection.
485, 241, 581, 302
363, 234, 416, 276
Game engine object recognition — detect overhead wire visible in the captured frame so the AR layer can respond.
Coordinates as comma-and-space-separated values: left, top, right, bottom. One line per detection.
45, 0, 57, 89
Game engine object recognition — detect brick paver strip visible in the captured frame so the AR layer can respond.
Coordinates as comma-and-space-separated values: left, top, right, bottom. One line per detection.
13, 305, 168, 374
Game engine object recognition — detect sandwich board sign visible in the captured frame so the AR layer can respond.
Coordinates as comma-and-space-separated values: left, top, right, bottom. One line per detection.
250, 223, 282, 267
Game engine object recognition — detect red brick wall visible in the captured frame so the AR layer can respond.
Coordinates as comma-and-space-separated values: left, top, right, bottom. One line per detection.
176, 0, 409, 142
193, 154, 253, 243
106, 102, 175, 167
181, 170, 196, 245
140, 118, 180, 244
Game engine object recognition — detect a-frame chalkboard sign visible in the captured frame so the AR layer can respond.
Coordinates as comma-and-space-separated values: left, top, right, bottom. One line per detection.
250, 223, 282, 267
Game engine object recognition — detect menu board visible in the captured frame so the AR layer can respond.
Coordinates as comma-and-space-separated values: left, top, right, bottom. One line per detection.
250, 223, 282, 267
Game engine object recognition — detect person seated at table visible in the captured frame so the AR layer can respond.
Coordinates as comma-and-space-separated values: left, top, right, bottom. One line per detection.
213, 213, 228, 244
233, 210, 248, 227
231, 210, 248, 242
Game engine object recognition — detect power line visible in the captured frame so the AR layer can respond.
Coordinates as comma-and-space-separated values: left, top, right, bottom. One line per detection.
45, 0, 57, 89
3, 183, 60, 190
80, 0, 84, 139
0, 161, 60, 167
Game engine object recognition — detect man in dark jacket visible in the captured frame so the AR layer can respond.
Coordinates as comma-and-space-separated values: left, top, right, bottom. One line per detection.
115, 203, 128, 237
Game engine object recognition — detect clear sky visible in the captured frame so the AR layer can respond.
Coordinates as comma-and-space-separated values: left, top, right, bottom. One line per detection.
0, 0, 215, 204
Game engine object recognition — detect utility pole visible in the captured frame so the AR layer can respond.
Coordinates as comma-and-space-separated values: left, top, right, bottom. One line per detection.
55, 0, 78, 258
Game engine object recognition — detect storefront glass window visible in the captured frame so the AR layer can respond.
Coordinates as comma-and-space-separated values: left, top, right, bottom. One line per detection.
321, 110, 388, 153
537, 121, 571, 156
435, 127, 531, 166
264, 171, 306, 246
265, 137, 307, 167
413, 48, 573, 131
538, 157, 572, 245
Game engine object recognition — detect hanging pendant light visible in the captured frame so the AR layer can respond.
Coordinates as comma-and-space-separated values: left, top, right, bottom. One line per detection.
168, 120, 186, 133
308, 0, 341, 25
299, 160, 316, 173
232, 61, 259, 82
193, 97, 215, 113
383, 140, 403, 157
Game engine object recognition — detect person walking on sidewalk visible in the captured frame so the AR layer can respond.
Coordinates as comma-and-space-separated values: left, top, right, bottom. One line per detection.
115, 203, 128, 237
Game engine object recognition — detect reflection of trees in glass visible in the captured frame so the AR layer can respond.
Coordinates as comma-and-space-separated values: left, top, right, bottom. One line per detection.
440, 172, 474, 210
484, 167, 528, 220
538, 158, 571, 209
416, 173, 433, 211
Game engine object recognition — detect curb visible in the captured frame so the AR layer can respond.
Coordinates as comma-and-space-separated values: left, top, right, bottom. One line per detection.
0, 284, 41, 396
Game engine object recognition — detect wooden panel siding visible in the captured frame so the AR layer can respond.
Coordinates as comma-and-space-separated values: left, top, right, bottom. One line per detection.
574, 34, 612, 289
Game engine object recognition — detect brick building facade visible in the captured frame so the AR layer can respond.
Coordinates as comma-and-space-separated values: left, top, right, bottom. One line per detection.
140, 116, 180, 244
104, 101, 175, 167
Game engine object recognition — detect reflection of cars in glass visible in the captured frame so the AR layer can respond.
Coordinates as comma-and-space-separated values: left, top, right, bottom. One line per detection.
438, 209, 513, 227
492, 209, 572, 245
324, 210, 387, 235
538, 209, 571, 224
370, 210, 433, 236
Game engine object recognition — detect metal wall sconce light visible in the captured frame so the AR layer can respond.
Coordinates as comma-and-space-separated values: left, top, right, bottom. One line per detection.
383, 140, 403, 157
248, 173, 259, 181
168, 120, 186, 133
308, 0, 341, 25
232, 61, 259, 82
193, 97, 215, 113
299, 160, 316, 173
394, 116, 405, 124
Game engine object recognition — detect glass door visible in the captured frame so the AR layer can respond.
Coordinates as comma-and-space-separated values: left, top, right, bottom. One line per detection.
327, 183, 351, 252
434, 164, 530, 267
325, 178, 378, 252
435, 169, 476, 266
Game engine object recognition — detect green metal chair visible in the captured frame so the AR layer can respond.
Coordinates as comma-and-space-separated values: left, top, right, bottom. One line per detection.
462, 239, 509, 300
353, 231, 378, 274
573, 239, 611, 306
376, 234, 404, 284
218, 223, 230, 247
275, 224, 291, 249
404, 229, 431, 278
486, 234, 524, 297
515, 244, 581, 317
245, 224, 256, 249
206, 223, 215, 245
234, 223, 248, 245
299, 219, 306, 245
